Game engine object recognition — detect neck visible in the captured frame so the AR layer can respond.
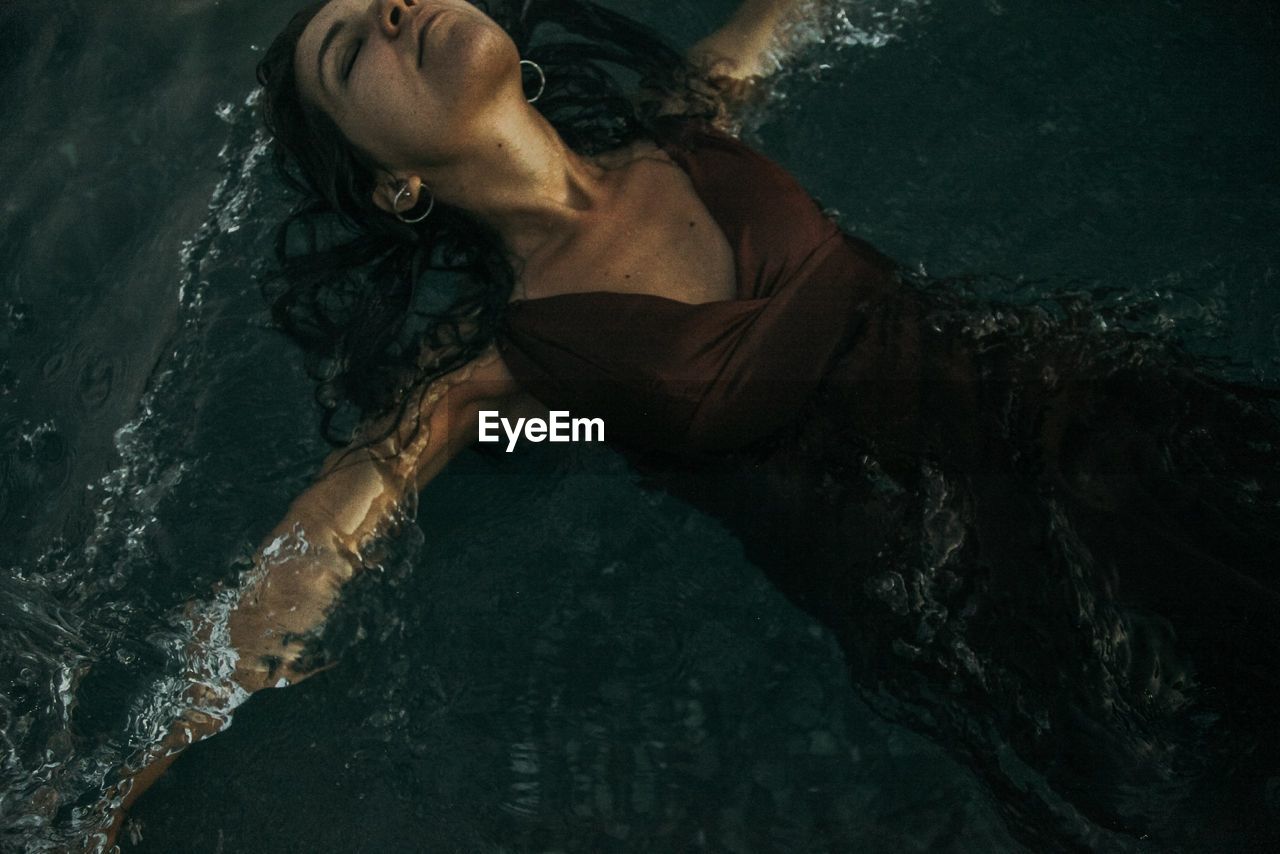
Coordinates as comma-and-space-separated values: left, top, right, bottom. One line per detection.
424, 105, 610, 270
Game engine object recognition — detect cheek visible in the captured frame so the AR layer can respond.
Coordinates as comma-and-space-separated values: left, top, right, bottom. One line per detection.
343, 70, 441, 164
338, 18, 520, 164
428, 18, 519, 105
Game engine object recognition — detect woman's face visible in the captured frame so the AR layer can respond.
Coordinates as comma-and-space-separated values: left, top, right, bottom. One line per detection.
294, 0, 521, 173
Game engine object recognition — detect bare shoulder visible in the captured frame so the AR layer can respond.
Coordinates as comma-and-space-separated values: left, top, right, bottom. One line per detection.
589, 137, 673, 171
589, 138, 695, 205
582, 139, 687, 212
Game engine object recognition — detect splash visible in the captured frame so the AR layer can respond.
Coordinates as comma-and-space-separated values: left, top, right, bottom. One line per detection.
727, 0, 936, 137
0, 89, 277, 853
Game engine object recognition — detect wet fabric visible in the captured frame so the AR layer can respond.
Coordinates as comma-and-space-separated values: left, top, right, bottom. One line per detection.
494, 115, 1280, 849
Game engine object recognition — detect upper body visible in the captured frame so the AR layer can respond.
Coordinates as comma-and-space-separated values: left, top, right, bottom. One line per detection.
94, 4, 826, 846
286, 0, 823, 458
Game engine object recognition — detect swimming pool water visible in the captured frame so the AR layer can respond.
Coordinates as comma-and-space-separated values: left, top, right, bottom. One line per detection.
2, 0, 1277, 851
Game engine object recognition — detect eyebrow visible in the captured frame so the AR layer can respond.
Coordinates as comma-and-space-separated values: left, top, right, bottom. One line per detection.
317, 19, 347, 95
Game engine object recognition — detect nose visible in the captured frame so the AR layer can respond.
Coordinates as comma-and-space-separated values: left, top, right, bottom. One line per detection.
376, 0, 419, 37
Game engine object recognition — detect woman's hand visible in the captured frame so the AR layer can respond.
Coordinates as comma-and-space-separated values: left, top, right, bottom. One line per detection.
673, 0, 816, 131
75, 344, 524, 851
688, 0, 811, 80
78, 552, 349, 852
84, 685, 235, 853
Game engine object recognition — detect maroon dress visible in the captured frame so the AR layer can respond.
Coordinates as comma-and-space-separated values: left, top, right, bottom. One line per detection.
494, 115, 1280, 847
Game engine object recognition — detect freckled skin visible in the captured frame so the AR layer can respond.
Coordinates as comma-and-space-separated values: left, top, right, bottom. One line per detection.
294, 0, 522, 174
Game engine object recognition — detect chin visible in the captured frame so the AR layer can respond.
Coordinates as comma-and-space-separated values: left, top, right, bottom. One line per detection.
431, 14, 522, 114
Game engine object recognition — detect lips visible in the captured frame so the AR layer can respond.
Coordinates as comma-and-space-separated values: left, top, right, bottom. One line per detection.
417, 9, 445, 67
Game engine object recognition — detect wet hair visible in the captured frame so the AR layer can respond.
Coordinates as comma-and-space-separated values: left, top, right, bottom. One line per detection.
255, 0, 721, 446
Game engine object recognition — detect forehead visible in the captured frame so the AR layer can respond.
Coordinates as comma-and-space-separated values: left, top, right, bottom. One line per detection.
294, 0, 360, 105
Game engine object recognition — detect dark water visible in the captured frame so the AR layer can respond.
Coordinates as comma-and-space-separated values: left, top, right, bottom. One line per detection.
2, 0, 1277, 851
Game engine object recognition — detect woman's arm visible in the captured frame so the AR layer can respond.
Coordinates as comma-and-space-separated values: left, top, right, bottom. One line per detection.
88, 344, 540, 851
671, 0, 814, 128
688, 0, 809, 81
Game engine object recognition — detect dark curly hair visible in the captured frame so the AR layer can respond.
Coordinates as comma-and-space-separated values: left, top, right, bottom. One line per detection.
255, 0, 721, 447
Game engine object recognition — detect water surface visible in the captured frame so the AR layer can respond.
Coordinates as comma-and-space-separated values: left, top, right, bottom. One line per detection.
2, 0, 1277, 851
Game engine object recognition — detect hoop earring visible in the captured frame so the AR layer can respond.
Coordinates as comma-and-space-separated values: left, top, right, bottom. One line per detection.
519, 59, 545, 104
393, 181, 434, 224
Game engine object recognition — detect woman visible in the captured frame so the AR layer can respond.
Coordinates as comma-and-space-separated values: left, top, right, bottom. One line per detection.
92, 0, 1280, 849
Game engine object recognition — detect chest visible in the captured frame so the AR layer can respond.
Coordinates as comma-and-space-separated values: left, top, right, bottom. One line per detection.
516, 154, 738, 306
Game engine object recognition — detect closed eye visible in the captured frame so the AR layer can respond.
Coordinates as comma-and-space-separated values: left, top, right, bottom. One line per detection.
343, 40, 362, 82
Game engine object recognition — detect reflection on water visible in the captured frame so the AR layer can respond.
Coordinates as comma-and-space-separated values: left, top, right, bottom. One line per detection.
2, 0, 1278, 851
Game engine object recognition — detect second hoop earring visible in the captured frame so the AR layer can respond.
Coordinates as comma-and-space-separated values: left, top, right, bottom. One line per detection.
519, 59, 545, 104
393, 181, 434, 224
